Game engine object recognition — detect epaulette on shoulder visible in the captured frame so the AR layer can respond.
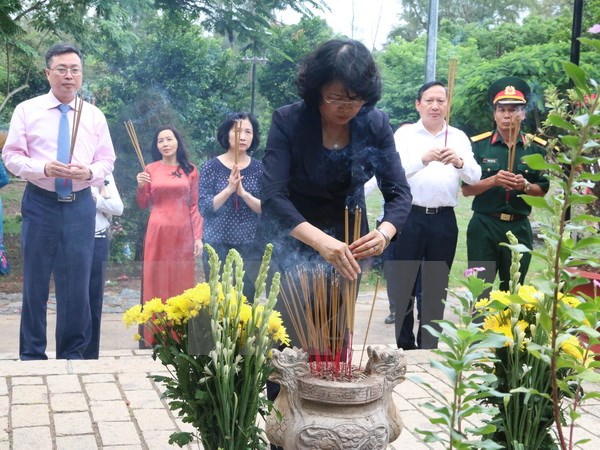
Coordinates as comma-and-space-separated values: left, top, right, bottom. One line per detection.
526, 133, 548, 147
470, 131, 492, 143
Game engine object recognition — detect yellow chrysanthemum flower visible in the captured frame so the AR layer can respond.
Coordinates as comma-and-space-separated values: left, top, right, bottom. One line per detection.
489, 290, 511, 307
561, 335, 592, 366
474, 298, 491, 311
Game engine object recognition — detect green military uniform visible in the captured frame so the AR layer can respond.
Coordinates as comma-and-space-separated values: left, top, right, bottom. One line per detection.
467, 130, 549, 290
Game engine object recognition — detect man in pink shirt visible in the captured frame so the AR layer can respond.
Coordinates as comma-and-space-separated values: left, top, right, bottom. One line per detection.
2, 43, 116, 360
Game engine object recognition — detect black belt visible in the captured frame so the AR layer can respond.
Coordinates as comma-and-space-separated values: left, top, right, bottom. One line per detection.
487, 212, 527, 222
411, 205, 454, 215
27, 183, 91, 203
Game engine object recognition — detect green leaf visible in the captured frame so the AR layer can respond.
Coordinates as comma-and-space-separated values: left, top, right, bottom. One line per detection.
579, 37, 600, 53
521, 153, 561, 171
521, 195, 552, 210
168, 431, 194, 447
560, 135, 581, 148
545, 113, 577, 131
563, 61, 591, 94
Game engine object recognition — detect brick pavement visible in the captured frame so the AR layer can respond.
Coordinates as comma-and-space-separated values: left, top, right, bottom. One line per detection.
1, 290, 599, 449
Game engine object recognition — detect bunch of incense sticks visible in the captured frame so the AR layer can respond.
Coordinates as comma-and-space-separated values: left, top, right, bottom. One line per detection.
234, 119, 240, 165
124, 120, 145, 169
69, 95, 83, 158
342, 206, 362, 376
280, 267, 348, 379
507, 116, 522, 172
444, 59, 458, 147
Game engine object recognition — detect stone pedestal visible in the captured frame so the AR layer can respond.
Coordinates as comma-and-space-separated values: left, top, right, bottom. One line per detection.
266, 346, 407, 449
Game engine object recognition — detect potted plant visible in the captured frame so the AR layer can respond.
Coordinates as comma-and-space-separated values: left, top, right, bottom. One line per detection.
123, 244, 289, 449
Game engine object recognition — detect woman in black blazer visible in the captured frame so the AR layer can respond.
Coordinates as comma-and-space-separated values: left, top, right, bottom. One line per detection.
260, 38, 412, 279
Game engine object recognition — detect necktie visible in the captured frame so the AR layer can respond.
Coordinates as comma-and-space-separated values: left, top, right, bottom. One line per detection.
56, 104, 72, 197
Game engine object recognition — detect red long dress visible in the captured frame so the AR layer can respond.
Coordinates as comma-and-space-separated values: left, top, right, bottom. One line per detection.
137, 161, 203, 346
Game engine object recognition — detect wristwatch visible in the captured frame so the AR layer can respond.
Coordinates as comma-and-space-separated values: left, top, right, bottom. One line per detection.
524, 180, 531, 193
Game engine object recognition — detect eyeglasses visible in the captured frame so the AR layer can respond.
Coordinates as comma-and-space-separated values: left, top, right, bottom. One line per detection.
48, 67, 82, 76
324, 97, 365, 108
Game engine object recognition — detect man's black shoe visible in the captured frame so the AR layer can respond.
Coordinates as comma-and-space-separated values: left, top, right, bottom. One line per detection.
384, 312, 395, 324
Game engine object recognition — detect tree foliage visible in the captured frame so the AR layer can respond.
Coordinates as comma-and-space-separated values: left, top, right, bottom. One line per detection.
257, 16, 334, 113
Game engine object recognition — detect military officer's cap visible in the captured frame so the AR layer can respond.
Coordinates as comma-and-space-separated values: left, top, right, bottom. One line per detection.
487, 76, 530, 106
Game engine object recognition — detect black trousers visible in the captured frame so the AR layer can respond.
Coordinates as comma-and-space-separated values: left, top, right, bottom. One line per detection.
386, 208, 458, 349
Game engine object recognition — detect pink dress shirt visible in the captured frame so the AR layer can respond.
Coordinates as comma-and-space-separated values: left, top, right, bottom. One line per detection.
2, 91, 115, 192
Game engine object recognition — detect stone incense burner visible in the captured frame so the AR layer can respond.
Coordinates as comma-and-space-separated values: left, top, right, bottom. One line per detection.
266, 346, 407, 449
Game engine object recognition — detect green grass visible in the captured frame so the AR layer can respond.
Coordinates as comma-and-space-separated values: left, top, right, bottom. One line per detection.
365, 190, 548, 291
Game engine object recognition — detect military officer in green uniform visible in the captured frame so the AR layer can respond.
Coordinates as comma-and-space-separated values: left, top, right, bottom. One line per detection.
462, 76, 549, 291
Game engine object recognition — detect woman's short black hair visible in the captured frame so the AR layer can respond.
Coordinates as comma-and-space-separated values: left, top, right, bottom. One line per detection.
150, 126, 194, 175
216, 112, 260, 153
296, 39, 382, 109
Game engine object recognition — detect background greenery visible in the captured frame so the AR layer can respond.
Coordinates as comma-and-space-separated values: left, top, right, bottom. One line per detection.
0, 0, 598, 277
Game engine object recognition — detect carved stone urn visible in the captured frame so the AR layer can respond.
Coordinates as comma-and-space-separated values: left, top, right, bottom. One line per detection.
265, 346, 407, 449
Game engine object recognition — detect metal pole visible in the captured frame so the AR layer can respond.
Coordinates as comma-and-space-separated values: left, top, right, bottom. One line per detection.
425, 0, 439, 82
570, 0, 583, 68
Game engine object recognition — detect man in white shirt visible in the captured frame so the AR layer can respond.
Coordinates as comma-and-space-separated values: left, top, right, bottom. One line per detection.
388, 81, 481, 349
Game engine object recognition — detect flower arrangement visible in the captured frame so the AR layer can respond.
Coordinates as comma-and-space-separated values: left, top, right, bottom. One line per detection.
417, 34, 600, 450
474, 250, 592, 449
123, 244, 289, 449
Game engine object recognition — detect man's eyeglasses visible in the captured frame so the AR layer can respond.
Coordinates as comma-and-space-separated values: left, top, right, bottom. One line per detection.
324, 97, 365, 108
48, 67, 82, 76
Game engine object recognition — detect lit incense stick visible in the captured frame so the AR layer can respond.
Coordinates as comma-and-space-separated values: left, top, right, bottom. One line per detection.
124, 120, 146, 169
359, 277, 380, 369
69, 95, 83, 159
234, 119, 240, 165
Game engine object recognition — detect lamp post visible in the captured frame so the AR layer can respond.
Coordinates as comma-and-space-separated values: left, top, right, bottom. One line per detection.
242, 56, 268, 115
424, 0, 439, 82
570, 0, 583, 69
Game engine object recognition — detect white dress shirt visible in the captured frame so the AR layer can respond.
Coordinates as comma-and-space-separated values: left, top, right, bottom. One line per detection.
394, 119, 481, 208
93, 173, 124, 236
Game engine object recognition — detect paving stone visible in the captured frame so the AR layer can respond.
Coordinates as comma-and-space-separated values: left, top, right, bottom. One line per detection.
50, 392, 88, 412
46, 374, 81, 394
117, 372, 155, 391
124, 389, 165, 409
11, 376, 43, 385
0, 396, 7, 417
56, 434, 99, 450
132, 408, 175, 432
97, 421, 141, 446
0, 360, 69, 377
53, 411, 94, 436
11, 384, 48, 404
82, 374, 115, 383
11, 426, 52, 449
11, 404, 50, 427
84, 382, 122, 402
90, 400, 131, 422
103, 447, 144, 450
0, 416, 7, 441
